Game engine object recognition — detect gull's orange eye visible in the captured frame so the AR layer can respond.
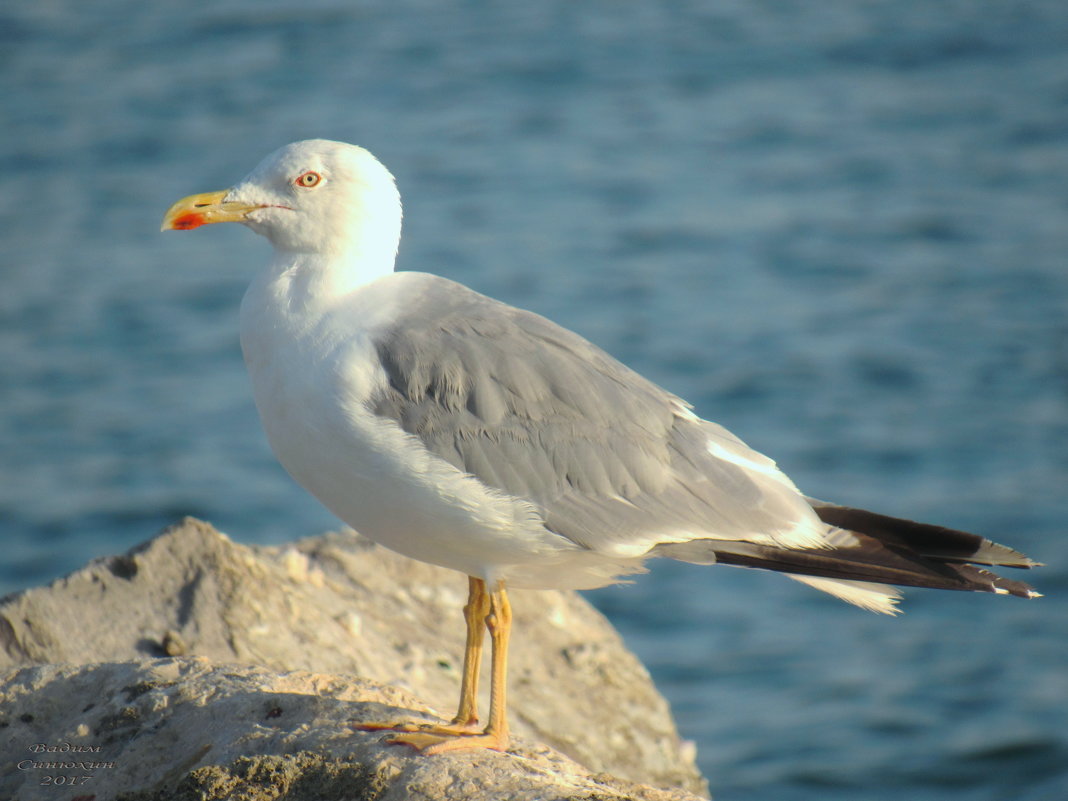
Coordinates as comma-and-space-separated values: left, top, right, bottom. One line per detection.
295, 171, 322, 188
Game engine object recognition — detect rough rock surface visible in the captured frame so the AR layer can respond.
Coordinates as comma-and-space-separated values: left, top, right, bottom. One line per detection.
0, 518, 706, 796
0, 659, 706, 801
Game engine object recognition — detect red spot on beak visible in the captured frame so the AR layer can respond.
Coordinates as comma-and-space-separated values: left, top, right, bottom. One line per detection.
172, 212, 206, 230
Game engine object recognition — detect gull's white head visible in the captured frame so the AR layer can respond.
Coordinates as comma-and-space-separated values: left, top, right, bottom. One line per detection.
162, 139, 403, 267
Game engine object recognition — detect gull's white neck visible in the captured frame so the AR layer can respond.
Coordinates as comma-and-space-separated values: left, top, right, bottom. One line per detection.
263, 206, 401, 314
264, 250, 391, 315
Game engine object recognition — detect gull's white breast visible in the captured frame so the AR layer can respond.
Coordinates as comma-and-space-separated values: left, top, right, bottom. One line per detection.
238, 269, 576, 583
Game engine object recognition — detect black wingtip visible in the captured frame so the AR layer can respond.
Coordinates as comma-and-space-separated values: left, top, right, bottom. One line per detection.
807, 499, 1040, 570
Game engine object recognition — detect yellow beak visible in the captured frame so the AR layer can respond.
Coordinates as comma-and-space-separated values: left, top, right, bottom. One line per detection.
160, 190, 264, 231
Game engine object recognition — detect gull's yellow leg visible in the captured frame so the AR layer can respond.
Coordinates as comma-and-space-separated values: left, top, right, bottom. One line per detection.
354, 576, 489, 736
448, 576, 490, 729
385, 581, 512, 754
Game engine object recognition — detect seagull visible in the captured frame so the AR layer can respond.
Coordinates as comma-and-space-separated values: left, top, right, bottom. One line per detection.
162, 139, 1039, 755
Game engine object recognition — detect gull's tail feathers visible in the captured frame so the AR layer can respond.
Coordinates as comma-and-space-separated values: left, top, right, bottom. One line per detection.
786, 576, 903, 616
655, 502, 1039, 613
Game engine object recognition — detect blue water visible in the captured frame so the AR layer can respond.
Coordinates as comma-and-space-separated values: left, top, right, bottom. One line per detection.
3, 2, 1067, 798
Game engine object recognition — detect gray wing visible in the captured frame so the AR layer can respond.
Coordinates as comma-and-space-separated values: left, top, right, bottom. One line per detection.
370, 275, 821, 554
